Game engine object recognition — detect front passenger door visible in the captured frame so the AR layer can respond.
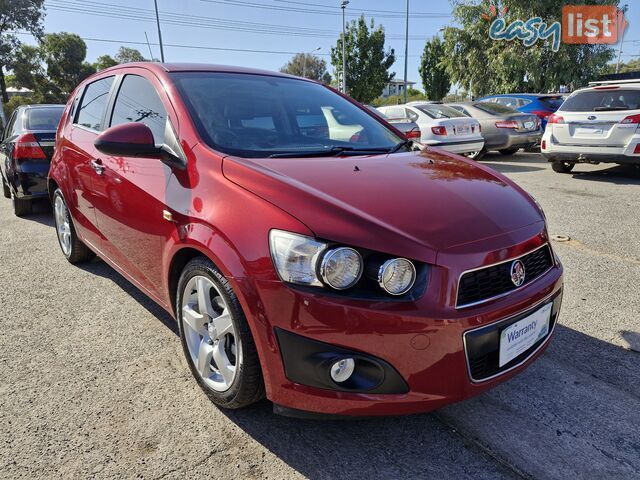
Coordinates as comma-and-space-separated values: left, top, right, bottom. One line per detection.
91, 72, 177, 300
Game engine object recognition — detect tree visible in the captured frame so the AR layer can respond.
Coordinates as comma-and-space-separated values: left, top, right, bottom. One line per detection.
94, 54, 118, 71
280, 53, 331, 83
442, 0, 616, 97
42, 33, 96, 98
330, 16, 395, 103
114, 47, 147, 64
0, 0, 45, 103
419, 36, 451, 101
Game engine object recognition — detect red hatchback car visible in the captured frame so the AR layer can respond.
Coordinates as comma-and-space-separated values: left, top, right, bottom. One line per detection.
49, 63, 563, 417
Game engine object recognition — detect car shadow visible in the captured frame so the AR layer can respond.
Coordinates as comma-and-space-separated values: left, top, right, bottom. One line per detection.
77, 258, 178, 336
570, 164, 640, 185
480, 161, 546, 174
20, 198, 54, 227
213, 323, 640, 480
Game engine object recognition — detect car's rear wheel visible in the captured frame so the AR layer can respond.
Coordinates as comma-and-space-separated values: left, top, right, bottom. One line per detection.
499, 147, 519, 156
2, 176, 10, 199
552, 161, 575, 173
177, 257, 264, 409
53, 189, 95, 263
11, 195, 31, 217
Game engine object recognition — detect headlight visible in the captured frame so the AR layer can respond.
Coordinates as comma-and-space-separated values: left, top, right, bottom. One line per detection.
378, 258, 416, 295
269, 230, 327, 286
319, 247, 363, 290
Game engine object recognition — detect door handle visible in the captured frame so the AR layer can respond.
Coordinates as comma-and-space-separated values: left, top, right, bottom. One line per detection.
90, 158, 105, 175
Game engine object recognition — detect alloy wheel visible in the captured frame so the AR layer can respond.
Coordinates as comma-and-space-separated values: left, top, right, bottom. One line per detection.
54, 195, 72, 256
181, 275, 240, 392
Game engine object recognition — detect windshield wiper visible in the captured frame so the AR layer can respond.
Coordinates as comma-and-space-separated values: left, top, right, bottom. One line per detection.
388, 140, 413, 154
268, 145, 391, 158
593, 106, 629, 111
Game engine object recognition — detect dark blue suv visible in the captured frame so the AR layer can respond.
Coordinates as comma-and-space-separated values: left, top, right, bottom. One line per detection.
476, 94, 564, 130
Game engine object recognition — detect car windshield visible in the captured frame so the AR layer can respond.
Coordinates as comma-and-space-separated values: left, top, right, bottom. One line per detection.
414, 103, 466, 119
473, 102, 518, 115
25, 107, 64, 130
560, 90, 640, 112
171, 72, 403, 158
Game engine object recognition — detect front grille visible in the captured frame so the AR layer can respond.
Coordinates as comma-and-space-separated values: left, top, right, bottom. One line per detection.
457, 245, 553, 308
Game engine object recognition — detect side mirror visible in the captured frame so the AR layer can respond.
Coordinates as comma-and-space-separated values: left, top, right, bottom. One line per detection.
94, 122, 185, 170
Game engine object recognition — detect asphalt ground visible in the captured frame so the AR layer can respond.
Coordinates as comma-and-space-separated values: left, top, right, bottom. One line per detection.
0, 152, 638, 479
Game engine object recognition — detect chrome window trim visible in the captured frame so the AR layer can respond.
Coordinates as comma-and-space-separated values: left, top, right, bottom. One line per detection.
462, 289, 561, 384
455, 243, 552, 309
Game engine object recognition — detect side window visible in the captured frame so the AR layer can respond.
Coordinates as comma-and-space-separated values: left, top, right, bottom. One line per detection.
519, 99, 532, 107
405, 108, 419, 122
497, 97, 519, 109
3, 111, 18, 140
75, 76, 114, 131
110, 75, 167, 145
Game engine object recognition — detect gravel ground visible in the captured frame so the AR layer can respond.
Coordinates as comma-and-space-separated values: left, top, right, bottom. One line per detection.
0, 152, 638, 479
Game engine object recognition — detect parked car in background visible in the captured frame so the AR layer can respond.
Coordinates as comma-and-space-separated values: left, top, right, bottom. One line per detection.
447, 102, 541, 159
477, 94, 564, 129
0, 104, 64, 216
366, 105, 421, 140
49, 63, 562, 417
377, 103, 484, 155
542, 80, 640, 173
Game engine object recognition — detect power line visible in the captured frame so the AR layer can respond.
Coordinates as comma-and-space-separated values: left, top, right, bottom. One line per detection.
46, 0, 430, 40
271, 0, 450, 17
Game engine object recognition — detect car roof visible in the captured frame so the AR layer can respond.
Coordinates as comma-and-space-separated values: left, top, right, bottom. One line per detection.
481, 93, 560, 98
98, 62, 299, 79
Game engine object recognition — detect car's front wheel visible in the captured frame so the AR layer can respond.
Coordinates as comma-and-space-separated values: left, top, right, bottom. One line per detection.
52, 189, 95, 263
177, 257, 264, 409
551, 161, 575, 173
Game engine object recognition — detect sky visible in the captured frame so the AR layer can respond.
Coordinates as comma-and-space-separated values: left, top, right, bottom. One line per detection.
16, 0, 640, 90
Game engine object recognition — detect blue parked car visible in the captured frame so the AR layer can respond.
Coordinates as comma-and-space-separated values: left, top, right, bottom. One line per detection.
476, 94, 565, 130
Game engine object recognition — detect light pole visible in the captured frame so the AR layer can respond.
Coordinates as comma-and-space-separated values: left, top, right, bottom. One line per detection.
302, 47, 321, 78
341, 0, 349, 94
154, 0, 165, 62
616, 4, 629, 73
403, 0, 409, 104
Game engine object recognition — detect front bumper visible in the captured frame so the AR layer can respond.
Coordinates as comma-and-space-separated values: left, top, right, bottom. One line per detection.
241, 233, 564, 416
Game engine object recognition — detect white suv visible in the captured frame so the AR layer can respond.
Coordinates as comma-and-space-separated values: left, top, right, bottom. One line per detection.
541, 80, 640, 173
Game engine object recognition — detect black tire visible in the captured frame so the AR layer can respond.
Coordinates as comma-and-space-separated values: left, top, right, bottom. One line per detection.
468, 147, 487, 160
12, 196, 31, 217
499, 147, 519, 156
551, 161, 575, 173
52, 189, 95, 263
176, 256, 264, 409
2, 176, 10, 199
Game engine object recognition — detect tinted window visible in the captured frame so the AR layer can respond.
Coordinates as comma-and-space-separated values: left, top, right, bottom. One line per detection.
561, 89, 640, 112
25, 107, 64, 130
495, 97, 520, 109
172, 72, 402, 158
3, 111, 18, 140
414, 104, 466, 119
539, 96, 564, 109
75, 77, 114, 131
110, 75, 167, 144
474, 102, 518, 115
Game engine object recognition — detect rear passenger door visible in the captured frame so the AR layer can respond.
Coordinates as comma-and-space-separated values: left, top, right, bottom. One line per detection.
91, 71, 176, 299
65, 75, 116, 249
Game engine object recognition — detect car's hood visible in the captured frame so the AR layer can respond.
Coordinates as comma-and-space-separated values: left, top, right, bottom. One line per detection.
222, 149, 543, 264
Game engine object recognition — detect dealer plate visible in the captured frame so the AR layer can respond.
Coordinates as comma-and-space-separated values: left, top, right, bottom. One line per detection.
499, 303, 551, 367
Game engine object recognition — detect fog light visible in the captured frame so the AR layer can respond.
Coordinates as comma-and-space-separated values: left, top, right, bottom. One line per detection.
330, 358, 355, 383
378, 258, 416, 295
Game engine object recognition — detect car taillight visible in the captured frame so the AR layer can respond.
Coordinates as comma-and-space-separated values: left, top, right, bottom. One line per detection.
405, 127, 421, 139
495, 120, 519, 129
541, 140, 547, 150
620, 114, 640, 124
431, 126, 447, 135
634, 144, 640, 154
14, 133, 46, 161
532, 110, 552, 119
547, 114, 565, 124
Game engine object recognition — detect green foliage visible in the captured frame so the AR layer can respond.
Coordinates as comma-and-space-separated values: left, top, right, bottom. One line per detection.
2, 94, 38, 118
0, 0, 45, 102
114, 47, 147, 64
443, 0, 616, 96
419, 36, 451, 101
603, 59, 640, 75
330, 15, 395, 103
407, 87, 423, 96
280, 53, 331, 83
371, 93, 427, 107
42, 33, 96, 97
94, 54, 118, 71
